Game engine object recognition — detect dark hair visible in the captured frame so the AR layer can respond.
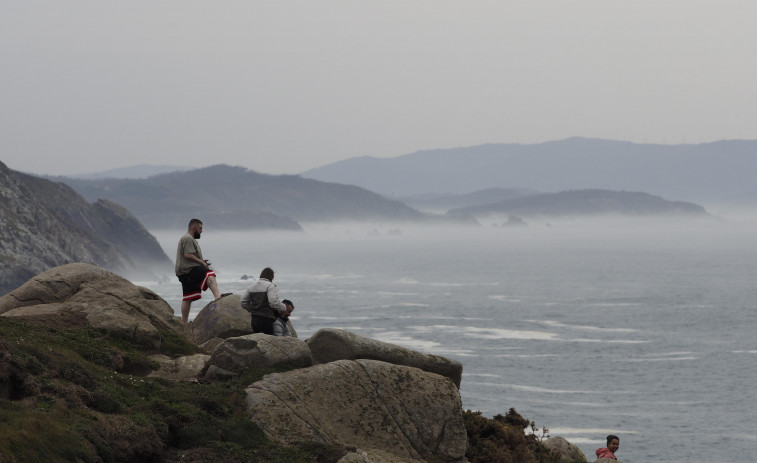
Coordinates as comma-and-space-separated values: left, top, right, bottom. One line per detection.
282, 299, 294, 308
607, 435, 619, 445
188, 218, 203, 229
259, 267, 274, 281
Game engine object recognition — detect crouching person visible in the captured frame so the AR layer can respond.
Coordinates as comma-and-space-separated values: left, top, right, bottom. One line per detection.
241, 267, 286, 335
274, 299, 295, 337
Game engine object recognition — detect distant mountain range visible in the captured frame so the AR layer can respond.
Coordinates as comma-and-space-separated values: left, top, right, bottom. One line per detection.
69, 164, 195, 179
54, 165, 430, 230
301, 137, 757, 204
447, 189, 709, 219
0, 161, 171, 294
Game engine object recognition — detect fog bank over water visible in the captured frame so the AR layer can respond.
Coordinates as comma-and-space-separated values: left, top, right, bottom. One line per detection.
147, 213, 757, 319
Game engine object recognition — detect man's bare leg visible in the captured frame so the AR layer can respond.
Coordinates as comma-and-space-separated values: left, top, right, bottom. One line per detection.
207, 275, 222, 300
181, 300, 192, 325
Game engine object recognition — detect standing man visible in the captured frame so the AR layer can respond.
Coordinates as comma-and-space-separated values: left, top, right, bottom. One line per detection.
175, 218, 223, 325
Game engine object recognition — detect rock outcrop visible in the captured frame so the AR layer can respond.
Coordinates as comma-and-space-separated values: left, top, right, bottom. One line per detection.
544, 436, 587, 462
0, 263, 187, 349
0, 161, 171, 295
190, 295, 253, 345
246, 359, 468, 463
204, 334, 313, 380
307, 328, 463, 388
191, 294, 297, 347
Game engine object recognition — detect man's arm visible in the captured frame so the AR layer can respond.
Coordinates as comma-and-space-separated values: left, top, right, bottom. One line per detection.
267, 283, 286, 315
183, 253, 208, 268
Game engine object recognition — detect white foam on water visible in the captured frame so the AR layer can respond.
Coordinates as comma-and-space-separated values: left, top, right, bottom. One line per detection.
376, 291, 421, 297
488, 295, 523, 302
452, 326, 560, 341
374, 302, 429, 309
494, 354, 559, 358
307, 316, 373, 321
548, 427, 638, 436
304, 273, 364, 280
307, 289, 361, 295
371, 332, 442, 350
623, 356, 697, 362
463, 373, 502, 378
586, 302, 639, 308
535, 320, 638, 333
476, 383, 605, 394
568, 338, 648, 344
733, 350, 757, 354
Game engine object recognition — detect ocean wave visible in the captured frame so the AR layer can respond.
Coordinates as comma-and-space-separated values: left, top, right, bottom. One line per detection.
455, 326, 559, 341
534, 320, 638, 333
488, 295, 523, 302
623, 356, 697, 362
371, 332, 442, 350
568, 338, 648, 344
548, 427, 638, 435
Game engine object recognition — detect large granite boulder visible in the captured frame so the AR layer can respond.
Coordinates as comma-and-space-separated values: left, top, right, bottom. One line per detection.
246, 359, 468, 463
544, 436, 587, 462
191, 295, 297, 346
204, 334, 313, 380
0, 263, 189, 350
190, 295, 252, 345
307, 328, 463, 388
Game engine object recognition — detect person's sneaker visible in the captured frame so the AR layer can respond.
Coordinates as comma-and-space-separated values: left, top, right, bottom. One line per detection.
214, 293, 233, 301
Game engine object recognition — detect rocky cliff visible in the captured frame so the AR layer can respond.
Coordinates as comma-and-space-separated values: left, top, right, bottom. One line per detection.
0, 161, 171, 295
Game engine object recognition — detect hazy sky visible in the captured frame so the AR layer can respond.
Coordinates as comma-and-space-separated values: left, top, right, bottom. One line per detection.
2, 1, 756, 176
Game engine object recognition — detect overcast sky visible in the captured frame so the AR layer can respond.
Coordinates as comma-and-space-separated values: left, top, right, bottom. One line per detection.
2, 1, 756, 177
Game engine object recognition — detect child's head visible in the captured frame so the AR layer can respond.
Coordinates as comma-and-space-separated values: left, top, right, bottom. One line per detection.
606, 435, 620, 453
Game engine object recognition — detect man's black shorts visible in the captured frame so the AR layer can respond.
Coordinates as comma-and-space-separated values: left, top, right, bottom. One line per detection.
177, 266, 216, 302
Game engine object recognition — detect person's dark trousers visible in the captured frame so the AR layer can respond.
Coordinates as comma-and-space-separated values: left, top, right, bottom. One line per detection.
251, 316, 274, 335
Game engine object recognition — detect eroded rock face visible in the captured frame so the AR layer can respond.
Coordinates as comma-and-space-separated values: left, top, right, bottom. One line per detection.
307, 328, 463, 388
204, 334, 313, 380
544, 436, 587, 462
245, 359, 468, 463
0, 263, 188, 349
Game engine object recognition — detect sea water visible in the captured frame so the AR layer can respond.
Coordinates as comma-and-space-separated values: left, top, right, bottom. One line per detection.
141, 217, 757, 463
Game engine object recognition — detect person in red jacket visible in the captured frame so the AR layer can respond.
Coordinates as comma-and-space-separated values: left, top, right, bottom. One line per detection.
595, 434, 620, 460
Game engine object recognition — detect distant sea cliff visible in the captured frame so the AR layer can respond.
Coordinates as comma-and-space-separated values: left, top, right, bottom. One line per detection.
0, 161, 171, 295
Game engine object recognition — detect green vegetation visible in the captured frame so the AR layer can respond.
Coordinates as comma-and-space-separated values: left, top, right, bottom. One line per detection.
463, 409, 582, 463
0, 317, 345, 462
